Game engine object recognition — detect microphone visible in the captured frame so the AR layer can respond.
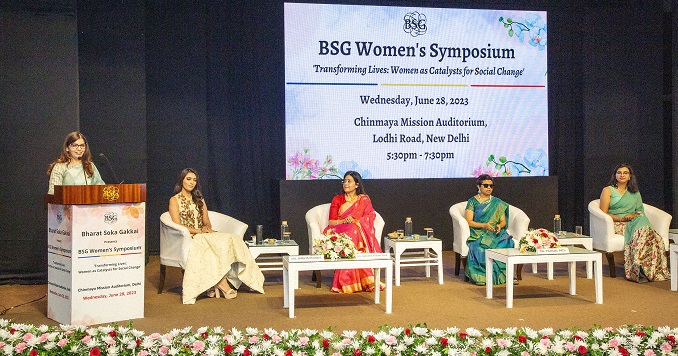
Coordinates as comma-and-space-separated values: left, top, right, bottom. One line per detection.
98, 153, 124, 184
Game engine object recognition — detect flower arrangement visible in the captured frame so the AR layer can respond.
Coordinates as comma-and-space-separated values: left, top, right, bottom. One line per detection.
287, 148, 341, 180
1, 319, 677, 356
313, 230, 358, 260
519, 228, 561, 252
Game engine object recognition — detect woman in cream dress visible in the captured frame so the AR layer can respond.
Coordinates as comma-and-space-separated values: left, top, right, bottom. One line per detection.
169, 168, 264, 304
47, 132, 104, 194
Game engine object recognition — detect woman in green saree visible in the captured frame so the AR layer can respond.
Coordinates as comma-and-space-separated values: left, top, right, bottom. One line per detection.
47, 132, 105, 194
465, 174, 515, 285
599, 163, 669, 282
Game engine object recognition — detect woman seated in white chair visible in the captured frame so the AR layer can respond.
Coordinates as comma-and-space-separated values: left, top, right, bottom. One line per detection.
324, 171, 382, 293
599, 163, 669, 282
465, 174, 515, 286
169, 168, 264, 304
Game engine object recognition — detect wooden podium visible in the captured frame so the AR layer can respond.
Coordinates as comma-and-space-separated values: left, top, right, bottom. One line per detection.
46, 184, 146, 325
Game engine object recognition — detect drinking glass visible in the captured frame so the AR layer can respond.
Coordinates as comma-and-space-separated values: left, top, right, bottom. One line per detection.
426, 228, 434, 239
575, 226, 583, 236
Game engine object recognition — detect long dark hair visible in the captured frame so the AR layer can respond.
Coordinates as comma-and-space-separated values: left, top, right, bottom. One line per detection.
47, 132, 95, 177
340, 171, 366, 195
607, 163, 639, 193
174, 168, 204, 210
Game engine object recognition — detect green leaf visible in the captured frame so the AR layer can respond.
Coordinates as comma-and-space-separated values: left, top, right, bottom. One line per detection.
488, 154, 495, 161
508, 29, 514, 37
504, 23, 509, 28
499, 156, 507, 163
507, 18, 513, 23
498, 17, 503, 22
495, 164, 502, 170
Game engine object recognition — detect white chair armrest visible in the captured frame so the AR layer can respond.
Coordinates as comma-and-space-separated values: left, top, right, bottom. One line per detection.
588, 199, 616, 251
507, 205, 530, 245
644, 204, 672, 251
449, 202, 470, 256
208, 211, 248, 239
159, 212, 192, 268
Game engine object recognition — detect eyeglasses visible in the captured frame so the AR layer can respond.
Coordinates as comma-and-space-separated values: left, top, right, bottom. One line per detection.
69, 143, 86, 149
481, 184, 494, 188
616, 171, 630, 176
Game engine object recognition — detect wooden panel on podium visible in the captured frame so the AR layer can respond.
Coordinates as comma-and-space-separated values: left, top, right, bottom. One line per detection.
45, 184, 146, 205
46, 184, 146, 326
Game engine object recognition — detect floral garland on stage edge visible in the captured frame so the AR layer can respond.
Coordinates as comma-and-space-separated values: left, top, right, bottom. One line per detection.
519, 228, 561, 253
313, 230, 358, 260
1, 319, 677, 356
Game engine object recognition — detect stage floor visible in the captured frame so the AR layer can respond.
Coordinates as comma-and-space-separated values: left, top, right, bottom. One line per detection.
1, 251, 676, 331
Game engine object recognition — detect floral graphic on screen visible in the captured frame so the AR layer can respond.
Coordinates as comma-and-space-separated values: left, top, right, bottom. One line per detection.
475, 148, 548, 177
499, 13, 547, 51
287, 148, 341, 180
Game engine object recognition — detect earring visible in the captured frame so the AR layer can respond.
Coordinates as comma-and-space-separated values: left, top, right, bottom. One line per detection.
477, 189, 480, 194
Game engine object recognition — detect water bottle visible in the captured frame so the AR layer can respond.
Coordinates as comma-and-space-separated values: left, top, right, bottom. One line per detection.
553, 215, 561, 235
280, 220, 289, 242
404, 217, 413, 237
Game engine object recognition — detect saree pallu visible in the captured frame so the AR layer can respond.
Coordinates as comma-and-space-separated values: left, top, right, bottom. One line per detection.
465, 196, 514, 285
608, 188, 670, 282
323, 194, 383, 293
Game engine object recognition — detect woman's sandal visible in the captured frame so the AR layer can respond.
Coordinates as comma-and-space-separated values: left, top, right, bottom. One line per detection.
215, 287, 237, 299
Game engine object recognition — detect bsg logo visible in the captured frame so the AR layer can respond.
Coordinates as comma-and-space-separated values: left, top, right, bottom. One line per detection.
318, 41, 351, 55
403, 12, 427, 37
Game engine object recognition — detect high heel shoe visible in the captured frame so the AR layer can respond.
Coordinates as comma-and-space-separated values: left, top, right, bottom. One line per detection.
216, 280, 237, 299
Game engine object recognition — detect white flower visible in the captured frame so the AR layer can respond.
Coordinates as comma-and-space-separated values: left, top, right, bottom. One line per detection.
446, 327, 460, 335
413, 326, 428, 336
592, 329, 607, 340
168, 346, 180, 355
618, 328, 631, 336
496, 350, 511, 356
481, 338, 495, 348
303, 328, 317, 336
430, 329, 446, 338
0, 319, 8, 327
44, 341, 56, 350
414, 343, 428, 353
246, 327, 259, 335
486, 327, 502, 335
389, 327, 404, 336
205, 347, 221, 356
425, 336, 437, 346
342, 330, 357, 338
131, 329, 144, 338
364, 346, 376, 355
403, 336, 415, 345
394, 344, 406, 352
465, 328, 482, 338
504, 327, 517, 336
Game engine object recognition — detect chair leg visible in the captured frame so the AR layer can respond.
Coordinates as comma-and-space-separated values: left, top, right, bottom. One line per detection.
461, 256, 469, 282
454, 252, 461, 275
605, 252, 616, 278
158, 264, 166, 294
516, 264, 523, 280
314, 270, 322, 288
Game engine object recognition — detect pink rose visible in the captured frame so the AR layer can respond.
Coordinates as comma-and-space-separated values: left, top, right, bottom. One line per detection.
159, 346, 169, 355
58, 339, 69, 347
192, 340, 205, 352
82, 335, 91, 343
14, 342, 27, 353
384, 335, 397, 345
539, 338, 552, 348
137, 351, 148, 356
609, 339, 619, 348
248, 336, 259, 344
38, 333, 49, 343
644, 350, 656, 356
565, 342, 577, 352
106, 338, 116, 346
299, 336, 309, 346
23, 333, 35, 342
521, 352, 530, 356
341, 338, 352, 346
496, 339, 509, 347
272, 335, 283, 343
660, 342, 673, 352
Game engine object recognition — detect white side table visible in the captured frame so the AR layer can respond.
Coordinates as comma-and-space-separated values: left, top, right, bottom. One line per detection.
669, 229, 678, 244
246, 240, 299, 272
670, 244, 677, 291
283, 254, 392, 318
383, 237, 443, 286
546, 232, 593, 279
486, 246, 603, 308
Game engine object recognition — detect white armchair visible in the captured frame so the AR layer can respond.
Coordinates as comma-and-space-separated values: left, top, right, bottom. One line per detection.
158, 211, 248, 293
588, 199, 672, 278
305, 203, 385, 287
449, 202, 530, 278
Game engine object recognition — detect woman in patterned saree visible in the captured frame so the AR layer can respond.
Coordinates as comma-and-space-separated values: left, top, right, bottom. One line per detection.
168, 168, 264, 304
323, 171, 383, 293
465, 174, 515, 286
599, 163, 669, 282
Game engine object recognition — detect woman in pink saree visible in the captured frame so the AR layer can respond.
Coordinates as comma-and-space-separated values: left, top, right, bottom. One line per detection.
323, 171, 383, 293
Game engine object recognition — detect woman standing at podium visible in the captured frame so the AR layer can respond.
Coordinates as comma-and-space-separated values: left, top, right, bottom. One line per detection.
47, 131, 104, 194
169, 168, 264, 304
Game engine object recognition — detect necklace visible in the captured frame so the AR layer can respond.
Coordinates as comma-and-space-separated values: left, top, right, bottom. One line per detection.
476, 194, 492, 203
345, 194, 358, 203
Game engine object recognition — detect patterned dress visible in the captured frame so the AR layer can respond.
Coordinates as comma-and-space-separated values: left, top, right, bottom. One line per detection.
176, 194, 264, 304
607, 187, 670, 282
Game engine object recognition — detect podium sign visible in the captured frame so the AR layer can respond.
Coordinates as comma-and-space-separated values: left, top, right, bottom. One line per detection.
46, 184, 146, 326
